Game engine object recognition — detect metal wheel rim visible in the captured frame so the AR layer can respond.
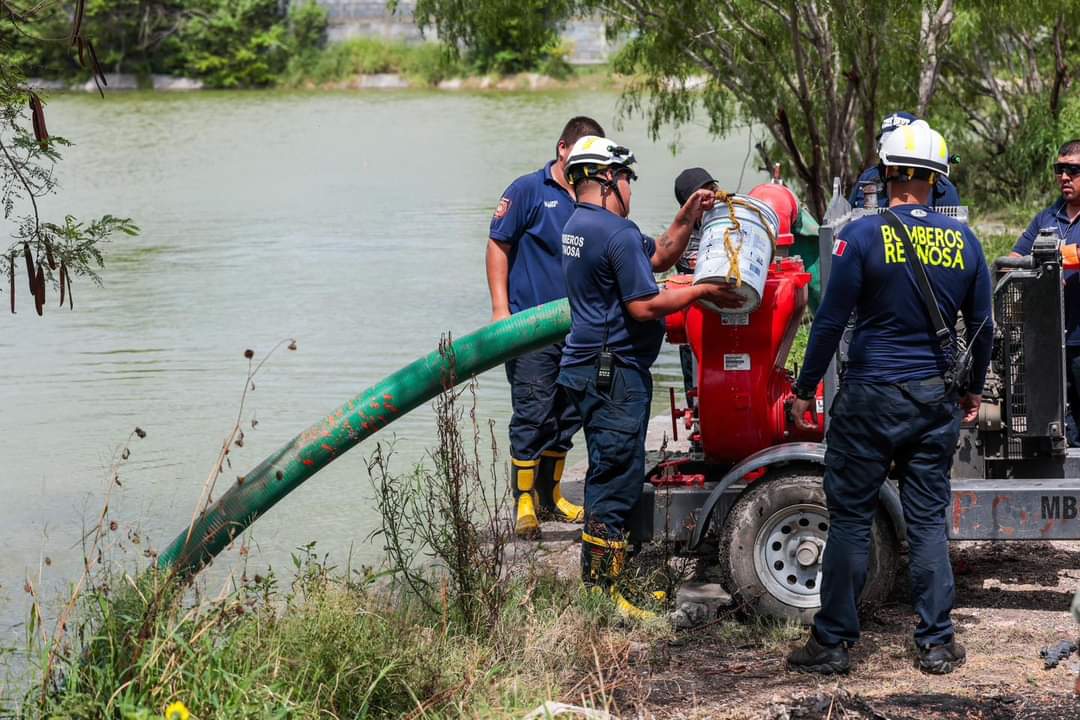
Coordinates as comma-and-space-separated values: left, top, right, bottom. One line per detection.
752, 502, 829, 609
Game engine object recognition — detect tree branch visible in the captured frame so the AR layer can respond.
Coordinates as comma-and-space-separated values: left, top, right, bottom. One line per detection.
916, 0, 954, 116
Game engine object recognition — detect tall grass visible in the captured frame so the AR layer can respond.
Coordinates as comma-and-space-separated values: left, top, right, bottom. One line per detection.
283, 39, 463, 87
14, 548, 656, 718
8, 340, 672, 719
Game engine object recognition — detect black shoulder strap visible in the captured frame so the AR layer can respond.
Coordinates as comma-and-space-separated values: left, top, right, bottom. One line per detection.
882, 208, 951, 351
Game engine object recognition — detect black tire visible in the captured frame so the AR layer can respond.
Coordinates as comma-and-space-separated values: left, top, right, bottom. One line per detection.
717, 468, 900, 624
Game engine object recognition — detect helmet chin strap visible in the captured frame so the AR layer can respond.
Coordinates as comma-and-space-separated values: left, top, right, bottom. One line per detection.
599, 172, 628, 216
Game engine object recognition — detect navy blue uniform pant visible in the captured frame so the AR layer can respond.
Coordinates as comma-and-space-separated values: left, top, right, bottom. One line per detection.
505, 343, 581, 460
557, 363, 651, 538
815, 380, 961, 649
1064, 347, 1080, 446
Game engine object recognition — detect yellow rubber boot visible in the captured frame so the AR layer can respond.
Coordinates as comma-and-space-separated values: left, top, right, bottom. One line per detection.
512, 458, 541, 540
538, 451, 584, 523
581, 531, 658, 621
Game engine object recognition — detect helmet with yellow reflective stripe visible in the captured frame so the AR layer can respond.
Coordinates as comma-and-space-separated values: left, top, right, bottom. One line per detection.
565, 135, 637, 186
879, 119, 950, 178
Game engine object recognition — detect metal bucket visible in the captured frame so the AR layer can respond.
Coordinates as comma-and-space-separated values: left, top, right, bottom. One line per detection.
693, 195, 779, 313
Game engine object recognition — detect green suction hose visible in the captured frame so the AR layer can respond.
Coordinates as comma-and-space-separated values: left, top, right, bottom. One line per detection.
157, 298, 571, 577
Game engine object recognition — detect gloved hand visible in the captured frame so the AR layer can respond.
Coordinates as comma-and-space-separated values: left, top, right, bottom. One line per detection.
1072, 588, 1080, 624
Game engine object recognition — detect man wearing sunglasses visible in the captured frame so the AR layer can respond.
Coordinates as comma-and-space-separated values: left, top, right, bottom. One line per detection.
1011, 139, 1080, 444
487, 116, 605, 539
849, 112, 961, 210
557, 136, 740, 618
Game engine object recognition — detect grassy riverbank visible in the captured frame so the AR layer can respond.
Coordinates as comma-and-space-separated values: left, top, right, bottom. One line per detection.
10, 558, 645, 718
280, 38, 613, 89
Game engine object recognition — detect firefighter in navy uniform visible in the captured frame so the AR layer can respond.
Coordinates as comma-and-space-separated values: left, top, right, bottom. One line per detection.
849, 112, 961, 210
787, 120, 993, 674
556, 136, 739, 618
487, 116, 605, 539
1010, 139, 1080, 445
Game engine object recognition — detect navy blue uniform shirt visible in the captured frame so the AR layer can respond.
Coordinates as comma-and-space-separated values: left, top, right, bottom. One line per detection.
490, 161, 574, 313
798, 205, 993, 394
849, 167, 961, 209
561, 203, 664, 370
1013, 198, 1080, 346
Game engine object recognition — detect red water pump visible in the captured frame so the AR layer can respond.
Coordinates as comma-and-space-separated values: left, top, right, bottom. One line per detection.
664, 183, 825, 464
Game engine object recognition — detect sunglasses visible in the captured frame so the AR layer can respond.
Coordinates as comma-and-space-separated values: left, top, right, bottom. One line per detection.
1053, 162, 1080, 177
613, 167, 638, 183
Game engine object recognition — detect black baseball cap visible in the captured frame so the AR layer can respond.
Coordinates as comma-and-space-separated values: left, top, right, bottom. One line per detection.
675, 167, 717, 205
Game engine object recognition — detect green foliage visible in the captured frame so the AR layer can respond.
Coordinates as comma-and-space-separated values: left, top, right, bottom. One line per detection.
11, 0, 328, 87
79, 0, 190, 76
0, 21, 140, 315
409, 0, 574, 74
180, 0, 289, 87
930, 0, 1080, 206
0, 3, 79, 79
592, 1, 930, 216
569, 0, 1080, 215
179, 0, 327, 88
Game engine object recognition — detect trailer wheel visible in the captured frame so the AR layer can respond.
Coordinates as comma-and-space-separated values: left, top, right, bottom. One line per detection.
717, 469, 899, 624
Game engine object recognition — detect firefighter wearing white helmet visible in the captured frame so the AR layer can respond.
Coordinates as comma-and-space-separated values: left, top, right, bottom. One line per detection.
487, 116, 606, 543
564, 135, 637, 216
556, 135, 740, 620
878, 119, 951, 183
787, 120, 993, 675
850, 113, 961, 209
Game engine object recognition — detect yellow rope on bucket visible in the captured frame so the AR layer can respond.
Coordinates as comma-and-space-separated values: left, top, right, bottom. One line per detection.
713, 191, 778, 288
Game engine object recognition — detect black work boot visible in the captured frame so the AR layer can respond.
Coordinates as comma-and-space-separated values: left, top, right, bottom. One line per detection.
535, 451, 584, 523
580, 528, 658, 621
917, 638, 966, 674
511, 458, 541, 540
787, 632, 850, 675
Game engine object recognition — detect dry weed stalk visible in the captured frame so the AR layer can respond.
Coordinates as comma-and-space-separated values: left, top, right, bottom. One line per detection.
30, 339, 298, 711
367, 333, 513, 633
183, 338, 297, 548
35, 425, 144, 705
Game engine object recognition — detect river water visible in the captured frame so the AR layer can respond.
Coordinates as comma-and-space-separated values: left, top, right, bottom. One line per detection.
0, 90, 758, 638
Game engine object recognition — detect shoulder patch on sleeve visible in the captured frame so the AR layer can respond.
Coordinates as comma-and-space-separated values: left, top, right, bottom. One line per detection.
494, 197, 511, 219
832, 239, 848, 257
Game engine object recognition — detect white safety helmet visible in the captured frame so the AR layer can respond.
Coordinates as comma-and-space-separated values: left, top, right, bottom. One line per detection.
565, 135, 637, 186
879, 119, 950, 178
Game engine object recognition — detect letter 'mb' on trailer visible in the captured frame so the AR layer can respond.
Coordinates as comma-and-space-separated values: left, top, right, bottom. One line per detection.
1041, 495, 1079, 520
949, 481, 1080, 539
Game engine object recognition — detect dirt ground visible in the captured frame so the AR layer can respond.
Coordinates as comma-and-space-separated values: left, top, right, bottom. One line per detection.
607, 540, 1080, 719
546, 426, 1080, 719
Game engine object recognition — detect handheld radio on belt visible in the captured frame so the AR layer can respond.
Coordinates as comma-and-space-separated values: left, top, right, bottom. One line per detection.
597, 314, 614, 392
882, 209, 983, 394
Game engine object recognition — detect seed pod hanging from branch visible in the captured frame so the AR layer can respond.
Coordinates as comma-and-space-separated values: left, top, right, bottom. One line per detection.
28, 93, 48, 150
59, 263, 66, 307
23, 242, 34, 294
70, 0, 86, 46
9, 253, 15, 314
33, 261, 45, 316
86, 41, 107, 98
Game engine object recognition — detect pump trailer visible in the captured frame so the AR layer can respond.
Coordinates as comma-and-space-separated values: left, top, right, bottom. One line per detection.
628, 180, 1080, 623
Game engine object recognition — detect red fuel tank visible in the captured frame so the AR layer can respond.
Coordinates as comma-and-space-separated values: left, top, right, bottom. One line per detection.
665, 257, 824, 463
